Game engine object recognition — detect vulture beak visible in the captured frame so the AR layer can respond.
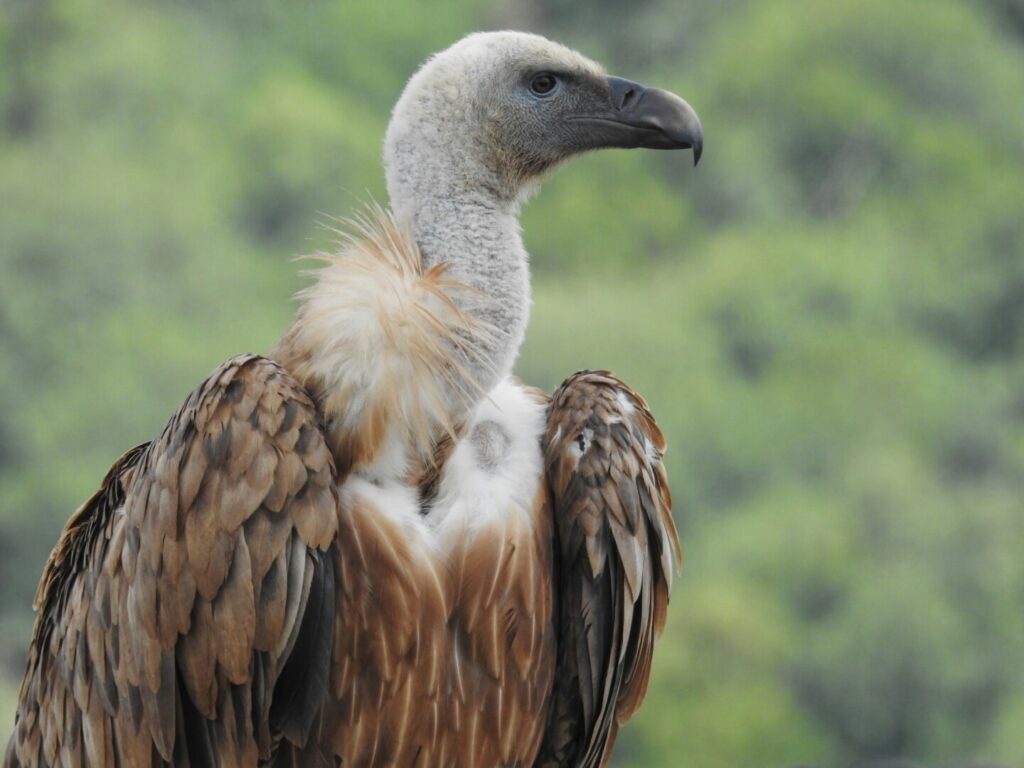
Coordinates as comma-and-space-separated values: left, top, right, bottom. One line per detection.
573, 76, 704, 165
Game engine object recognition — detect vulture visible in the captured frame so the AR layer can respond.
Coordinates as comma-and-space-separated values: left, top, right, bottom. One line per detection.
6, 31, 701, 768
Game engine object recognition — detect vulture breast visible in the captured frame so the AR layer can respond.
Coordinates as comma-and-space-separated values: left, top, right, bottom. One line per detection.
305, 379, 557, 767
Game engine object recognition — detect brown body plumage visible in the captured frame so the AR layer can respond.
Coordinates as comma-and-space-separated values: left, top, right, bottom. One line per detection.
7, 30, 698, 768
6, 217, 678, 768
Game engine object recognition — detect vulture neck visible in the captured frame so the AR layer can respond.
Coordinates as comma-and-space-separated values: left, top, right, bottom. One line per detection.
272, 148, 532, 481
387, 160, 532, 400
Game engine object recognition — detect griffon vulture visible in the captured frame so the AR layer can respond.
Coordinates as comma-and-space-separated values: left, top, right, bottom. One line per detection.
6, 31, 700, 768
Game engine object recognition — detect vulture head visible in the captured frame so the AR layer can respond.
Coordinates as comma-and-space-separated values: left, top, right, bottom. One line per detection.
370, 32, 705, 416
384, 30, 703, 215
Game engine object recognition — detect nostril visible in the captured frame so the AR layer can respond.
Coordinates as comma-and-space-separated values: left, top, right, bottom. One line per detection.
608, 76, 646, 112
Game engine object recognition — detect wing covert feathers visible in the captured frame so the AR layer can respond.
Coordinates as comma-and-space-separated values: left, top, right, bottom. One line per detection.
537, 370, 681, 768
7, 354, 338, 767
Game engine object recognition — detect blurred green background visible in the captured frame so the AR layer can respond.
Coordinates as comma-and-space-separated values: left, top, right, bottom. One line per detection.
2, 0, 1024, 765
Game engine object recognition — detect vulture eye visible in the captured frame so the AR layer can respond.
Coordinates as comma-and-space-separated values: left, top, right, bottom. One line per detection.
529, 72, 559, 97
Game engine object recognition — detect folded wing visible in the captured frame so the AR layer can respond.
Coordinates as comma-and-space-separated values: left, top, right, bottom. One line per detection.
536, 371, 681, 768
8, 354, 338, 768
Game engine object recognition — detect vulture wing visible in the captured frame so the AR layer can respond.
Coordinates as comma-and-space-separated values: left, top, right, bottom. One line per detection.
7, 354, 338, 768
536, 371, 681, 768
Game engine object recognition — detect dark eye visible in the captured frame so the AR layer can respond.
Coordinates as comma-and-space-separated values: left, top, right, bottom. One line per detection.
529, 72, 559, 97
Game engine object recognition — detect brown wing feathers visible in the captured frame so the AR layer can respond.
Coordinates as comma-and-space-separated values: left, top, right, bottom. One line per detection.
7, 354, 338, 767
537, 370, 681, 768
8, 355, 677, 768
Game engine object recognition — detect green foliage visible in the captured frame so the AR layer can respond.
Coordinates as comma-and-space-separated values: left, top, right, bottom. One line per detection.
2, 0, 1023, 764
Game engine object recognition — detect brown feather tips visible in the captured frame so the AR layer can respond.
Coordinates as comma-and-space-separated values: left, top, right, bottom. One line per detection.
8, 355, 340, 768
538, 370, 680, 768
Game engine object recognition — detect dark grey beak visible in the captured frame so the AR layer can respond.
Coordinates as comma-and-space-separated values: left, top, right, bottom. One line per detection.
571, 76, 704, 165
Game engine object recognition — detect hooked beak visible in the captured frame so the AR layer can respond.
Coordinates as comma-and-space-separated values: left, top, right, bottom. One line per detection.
571, 76, 704, 165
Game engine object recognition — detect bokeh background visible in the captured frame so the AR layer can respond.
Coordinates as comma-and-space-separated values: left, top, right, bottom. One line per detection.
2, 0, 1024, 765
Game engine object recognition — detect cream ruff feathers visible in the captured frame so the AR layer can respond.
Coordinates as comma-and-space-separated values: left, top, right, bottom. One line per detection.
273, 206, 495, 481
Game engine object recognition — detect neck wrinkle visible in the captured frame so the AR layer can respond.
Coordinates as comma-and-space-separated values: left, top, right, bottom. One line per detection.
395, 188, 531, 400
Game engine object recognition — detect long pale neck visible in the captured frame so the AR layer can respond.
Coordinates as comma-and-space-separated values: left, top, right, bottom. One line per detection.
271, 184, 529, 479
388, 172, 531, 400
